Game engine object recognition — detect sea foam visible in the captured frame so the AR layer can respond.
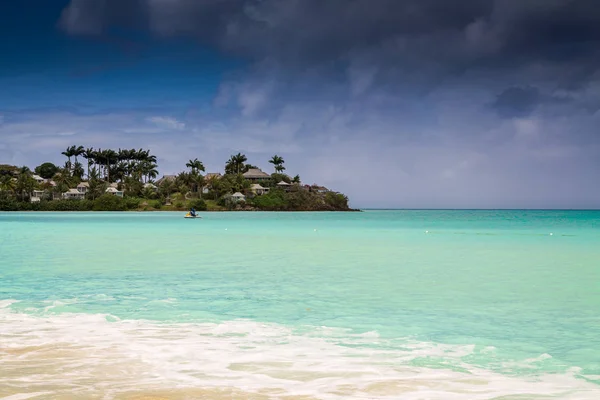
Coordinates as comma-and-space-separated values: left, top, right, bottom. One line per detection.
1, 302, 598, 400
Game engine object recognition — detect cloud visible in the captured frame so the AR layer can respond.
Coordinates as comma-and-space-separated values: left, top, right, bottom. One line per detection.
46, 0, 600, 208
492, 86, 541, 118
147, 116, 185, 130
59, 1, 600, 88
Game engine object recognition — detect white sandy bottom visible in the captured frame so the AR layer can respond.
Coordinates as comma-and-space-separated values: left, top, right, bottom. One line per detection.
1, 300, 598, 400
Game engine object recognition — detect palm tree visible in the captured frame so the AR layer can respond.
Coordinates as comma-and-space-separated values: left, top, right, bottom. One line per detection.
82, 147, 95, 179
225, 156, 236, 175
15, 170, 36, 202
101, 149, 118, 182
73, 146, 85, 165
186, 158, 205, 174
292, 175, 301, 184
140, 161, 158, 183
227, 153, 247, 174
52, 168, 73, 195
269, 155, 285, 173
205, 174, 221, 200
61, 146, 75, 171
190, 171, 205, 196
86, 167, 106, 200
72, 161, 85, 180
0, 174, 16, 195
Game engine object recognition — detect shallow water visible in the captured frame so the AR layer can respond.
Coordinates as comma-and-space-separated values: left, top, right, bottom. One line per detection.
1, 210, 599, 399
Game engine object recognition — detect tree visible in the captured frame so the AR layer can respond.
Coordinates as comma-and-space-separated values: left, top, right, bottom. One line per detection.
269, 155, 285, 173
186, 158, 205, 174
61, 146, 75, 171
34, 162, 59, 179
225, 153, 247, 175
72, 161, 85, 180
15, 171, 36, 202
73, 146, 85, 165
52, 168, 73, 195
0, 174, 16, 195
292, 174, 301, 184
82, 148, 95, 179
86, 167, 106, 200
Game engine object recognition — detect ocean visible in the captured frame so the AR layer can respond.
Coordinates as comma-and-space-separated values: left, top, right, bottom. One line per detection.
1, 210, 599, 399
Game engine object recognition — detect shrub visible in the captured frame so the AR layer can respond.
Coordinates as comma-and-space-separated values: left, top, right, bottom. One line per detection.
251, 190, 287, 211
92, 194, 127, 211
187, 198, 207, 211
123, 197, 141, 210
174, 201, 184, 210
150, 200, 163, 210
324, 192, 349, 210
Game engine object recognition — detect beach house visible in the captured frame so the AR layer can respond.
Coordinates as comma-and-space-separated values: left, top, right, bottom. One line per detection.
77, 182, 89, 194
105, 187, 124, 197
205, 172, 222, 180
230, 192, 246, 202
63, 188, 85, 200
156, 175, 176, 185
277, 181, 292, 192
30, 190, 45, 202
242, 168, 270, 182
32, 174, 45, 184
250, 183, 269, 196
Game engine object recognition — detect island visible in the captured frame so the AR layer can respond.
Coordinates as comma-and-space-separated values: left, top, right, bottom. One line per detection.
0, 146, 356, 212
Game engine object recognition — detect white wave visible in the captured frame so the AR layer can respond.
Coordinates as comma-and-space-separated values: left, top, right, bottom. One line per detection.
0, 303, 598, 399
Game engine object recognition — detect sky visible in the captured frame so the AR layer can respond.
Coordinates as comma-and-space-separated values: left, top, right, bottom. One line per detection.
0, 0, 599, 209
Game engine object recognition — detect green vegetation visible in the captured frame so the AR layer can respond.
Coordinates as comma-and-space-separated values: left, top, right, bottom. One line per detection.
0, 147, 356, 212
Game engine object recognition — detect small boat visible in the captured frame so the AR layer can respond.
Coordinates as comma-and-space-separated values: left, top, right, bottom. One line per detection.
184, 213, 201, 219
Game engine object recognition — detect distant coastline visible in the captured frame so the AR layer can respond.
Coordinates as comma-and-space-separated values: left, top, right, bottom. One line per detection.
1, 147, 353, 212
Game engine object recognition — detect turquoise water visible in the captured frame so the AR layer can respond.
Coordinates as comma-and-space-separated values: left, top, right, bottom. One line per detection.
1, 210, 600, 399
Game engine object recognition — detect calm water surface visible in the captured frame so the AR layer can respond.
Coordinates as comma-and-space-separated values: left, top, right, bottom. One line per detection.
1, 210, 599, 399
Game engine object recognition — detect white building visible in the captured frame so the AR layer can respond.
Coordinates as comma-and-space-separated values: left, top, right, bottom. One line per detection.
230, 192, 246, 202
63, 188, 85, 200
105, 187, 124, 197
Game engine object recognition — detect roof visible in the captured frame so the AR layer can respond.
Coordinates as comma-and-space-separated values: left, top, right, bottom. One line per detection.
64, 188, 81, 194
231, 192, 245, 197
32, 174, 44, 181
144, 183, 157, 188
251, 184, 265, 189
242, 168, 270, 179
77, 182, 89, 187
108, 183, 119, 189
277, 181, 291, 186
205, 172, 222, 179
156, 175, 176, 184
105, 187, 121, 193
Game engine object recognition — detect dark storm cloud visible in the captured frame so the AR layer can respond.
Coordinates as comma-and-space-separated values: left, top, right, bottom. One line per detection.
491, 86, 542, 118
59, 0, 600, 87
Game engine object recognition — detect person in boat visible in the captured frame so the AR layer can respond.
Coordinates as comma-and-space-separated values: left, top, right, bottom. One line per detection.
189, 208, 197, 217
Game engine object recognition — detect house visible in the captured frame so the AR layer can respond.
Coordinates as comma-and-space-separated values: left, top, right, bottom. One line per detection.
143, 183, 157, 191
242, 168, 270, 182
30, 190, 46, 202
250, 183, 269, 196
230, 192, 246, 202
205, 172, 222, 180
276, 181, 292, 192
105, 187, 124, 197
32, 174, 45, 184
63, 188, 85, 200
77, 182, 89, 194
310, 185, 329, 194
156, 175, 176, 185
